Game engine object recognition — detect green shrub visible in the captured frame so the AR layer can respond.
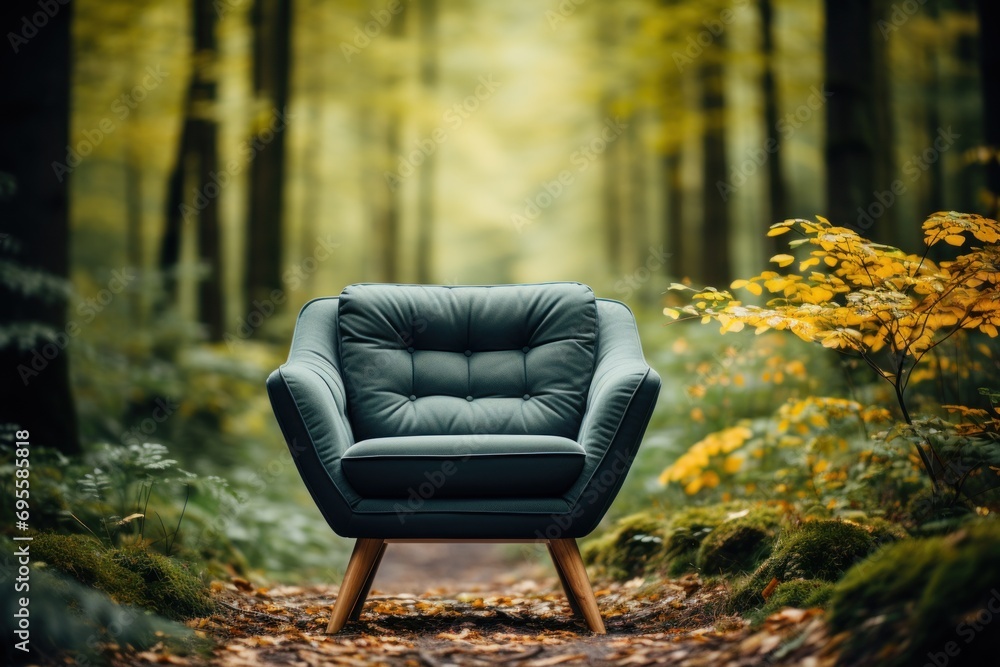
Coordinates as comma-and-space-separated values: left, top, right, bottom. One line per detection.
730, 519, 876, 611
696, 506, 785, 576
829, 519, 1000, 666
661, 504, 745, 576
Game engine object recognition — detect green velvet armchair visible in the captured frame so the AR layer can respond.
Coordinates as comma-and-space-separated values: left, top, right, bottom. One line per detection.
267, 283, 660, 633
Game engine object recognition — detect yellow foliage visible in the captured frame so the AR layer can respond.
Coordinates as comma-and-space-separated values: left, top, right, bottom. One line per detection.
667, 213, 1000, 428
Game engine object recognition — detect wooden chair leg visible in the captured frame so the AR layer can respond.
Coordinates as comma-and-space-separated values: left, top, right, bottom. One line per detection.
547, 538, 606, 634
327, 538, 385, 633
348, 542, 387, 621
546, 542, 584, 620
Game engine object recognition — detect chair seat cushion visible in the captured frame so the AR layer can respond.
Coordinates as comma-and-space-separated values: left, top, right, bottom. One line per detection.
341, 435, 586, 499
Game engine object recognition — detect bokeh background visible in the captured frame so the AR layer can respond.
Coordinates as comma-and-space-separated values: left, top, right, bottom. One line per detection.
1, 0, 997, 581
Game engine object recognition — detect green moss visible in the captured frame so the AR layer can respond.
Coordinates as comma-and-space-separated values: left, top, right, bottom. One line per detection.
32, 533, 143, 606
752, 579, 835, 623
730, 519, 876, 611
905, 488, 974, 531
860, 517, 909, 546
660, 504, 748, 576
696, 507, 785, 576
829, 519, 1000, 666
111, 546, 215, 620
30, 533, 214, 621
581, 512, 670, 580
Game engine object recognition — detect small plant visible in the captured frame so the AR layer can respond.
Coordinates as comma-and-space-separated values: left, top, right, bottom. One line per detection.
666, 212, 1000, 494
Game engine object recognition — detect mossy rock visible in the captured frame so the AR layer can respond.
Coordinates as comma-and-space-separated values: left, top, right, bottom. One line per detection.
829, 519, 1000, 666
32, 533, 144, 606
730, 519, 877, 612
111, 546, 215, 620
661, 504, 748, 576
751, 579, 834, 624
696, 507, 785, 576
582, 512, 669, 580
860, 517, 909, 546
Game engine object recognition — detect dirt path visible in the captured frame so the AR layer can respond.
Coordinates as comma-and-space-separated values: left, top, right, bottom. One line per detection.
128, 544, 843, 666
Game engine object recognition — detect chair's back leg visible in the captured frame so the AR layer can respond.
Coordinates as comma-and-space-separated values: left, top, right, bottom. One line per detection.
327, 538, 386, 633
547, 538, 607, 634
349, 541, 387, 621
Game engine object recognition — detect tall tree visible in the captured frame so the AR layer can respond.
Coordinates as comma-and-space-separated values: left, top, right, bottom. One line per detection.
245, 0, 292, 305
760, 0, 788, 252
0, 0, 80, 453
160, 0, 224, 340
700, 40, 731, 286
978, 0, 1000, 219
414, 0, 437, 284
825, 0, 886, 237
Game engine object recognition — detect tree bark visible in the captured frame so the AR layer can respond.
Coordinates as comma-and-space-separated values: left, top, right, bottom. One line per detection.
700, 48, 731, 286
978, 0, 1000, 219
0, 0, 80, 453
825, 0, 879, 235
760, 0, 788, 253
161, 0, 224, 340
245, 0, 292, 305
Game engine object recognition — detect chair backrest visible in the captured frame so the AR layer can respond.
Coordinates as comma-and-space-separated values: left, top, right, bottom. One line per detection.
337, 282, 598, 441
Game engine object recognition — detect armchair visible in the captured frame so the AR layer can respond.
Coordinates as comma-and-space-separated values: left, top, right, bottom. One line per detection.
267, 283, 660, 633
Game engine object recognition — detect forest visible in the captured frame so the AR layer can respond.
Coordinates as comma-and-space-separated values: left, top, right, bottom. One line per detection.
1, 0, 999, 664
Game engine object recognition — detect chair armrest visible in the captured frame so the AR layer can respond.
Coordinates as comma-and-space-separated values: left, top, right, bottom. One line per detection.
266, 298, 361, 534
561, 299, 661, 536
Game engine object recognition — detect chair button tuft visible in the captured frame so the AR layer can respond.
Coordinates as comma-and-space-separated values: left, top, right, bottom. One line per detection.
409, 395, 416, 401
523, 394, 531, 400
407, 346, 414, 354
522, 346, 530, 353
464, 349, 472, 357
466, 395, 474, 402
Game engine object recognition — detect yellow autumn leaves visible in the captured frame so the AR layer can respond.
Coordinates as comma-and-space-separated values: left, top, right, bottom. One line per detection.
667, 212, 1000, 361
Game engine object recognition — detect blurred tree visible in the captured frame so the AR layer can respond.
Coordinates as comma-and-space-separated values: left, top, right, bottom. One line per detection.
160, 0, 224, 340
978, 0, 999, 218
0, 0, 80, 453
824, 0, 873, 232
700, 35, 731, 285
415, 0, 437, 283
760, 0, 787, 254
246, 0, 292, 305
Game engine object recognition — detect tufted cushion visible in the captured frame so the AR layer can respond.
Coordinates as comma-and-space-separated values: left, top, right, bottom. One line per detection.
341, 435, 586, 498
338, 283, 598, 441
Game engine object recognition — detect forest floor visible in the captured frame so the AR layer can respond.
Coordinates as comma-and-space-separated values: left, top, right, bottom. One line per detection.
128, 544, 843, 666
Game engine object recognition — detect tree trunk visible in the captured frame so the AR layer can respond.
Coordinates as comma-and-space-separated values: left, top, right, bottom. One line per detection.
760, 0, 788, 252
663, 152, 685, 278
825, 0, 878, 234
415, 0, 437, 284
700, 50, 731, 286
162, 0, 224, 340
871, 0, 897, 241
0, 0, 80, 453
978, 0, 1000, 219
245, 0, 292, 305
380, 118, 401, 282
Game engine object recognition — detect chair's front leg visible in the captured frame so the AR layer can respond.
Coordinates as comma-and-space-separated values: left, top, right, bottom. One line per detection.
349, 541, 387, 621
327, 538, 386, 633
547, 538, 606, 634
